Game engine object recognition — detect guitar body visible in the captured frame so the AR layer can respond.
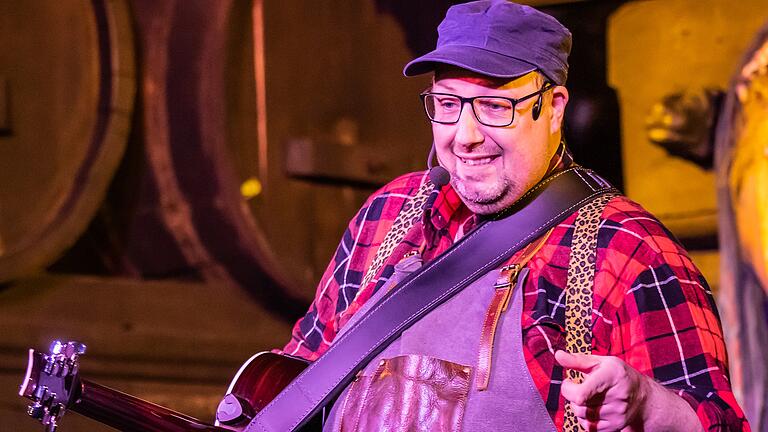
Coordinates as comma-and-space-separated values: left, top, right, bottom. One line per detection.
217, 352, 322, 431
19, 342, 321, 432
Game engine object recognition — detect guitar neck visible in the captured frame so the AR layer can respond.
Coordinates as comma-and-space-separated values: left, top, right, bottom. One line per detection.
21, 347, 311, 432
73, 379, 230, 432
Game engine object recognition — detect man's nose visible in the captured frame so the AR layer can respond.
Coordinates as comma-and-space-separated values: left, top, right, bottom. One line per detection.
454, 102, 484, 149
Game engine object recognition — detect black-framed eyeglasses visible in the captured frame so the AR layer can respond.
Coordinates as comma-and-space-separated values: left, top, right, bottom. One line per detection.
420, 83, 554, 127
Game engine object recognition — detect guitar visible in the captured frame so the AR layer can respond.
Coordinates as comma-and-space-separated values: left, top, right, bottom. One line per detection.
19, 341, 321, 431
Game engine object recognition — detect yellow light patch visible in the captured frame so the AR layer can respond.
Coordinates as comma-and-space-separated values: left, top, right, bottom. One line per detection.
240, 177, 262, 199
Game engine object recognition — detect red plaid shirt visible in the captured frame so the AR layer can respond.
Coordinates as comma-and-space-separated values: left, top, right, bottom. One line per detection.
282, 160, 748, 431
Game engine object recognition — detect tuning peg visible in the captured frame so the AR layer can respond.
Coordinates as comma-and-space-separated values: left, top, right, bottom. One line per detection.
73, 342, 86, 355
49, 341, 64, 355
62, 342, 86, 359
27, 401, 45, 420
42, 405, 63, 432
49, 341, 86, 358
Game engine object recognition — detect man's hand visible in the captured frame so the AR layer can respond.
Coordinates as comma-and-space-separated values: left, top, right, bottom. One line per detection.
554, 350, 704, 432
555, 350, 645, 431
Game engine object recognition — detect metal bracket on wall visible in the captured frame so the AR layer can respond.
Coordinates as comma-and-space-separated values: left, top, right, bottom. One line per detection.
0, 76, 10, 135
285, 138, 393, 188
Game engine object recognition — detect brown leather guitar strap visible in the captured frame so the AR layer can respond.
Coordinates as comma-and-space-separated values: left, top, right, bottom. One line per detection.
247, 167, 617, 432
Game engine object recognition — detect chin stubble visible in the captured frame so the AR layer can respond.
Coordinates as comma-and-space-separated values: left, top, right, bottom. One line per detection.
451, 175, 513, 205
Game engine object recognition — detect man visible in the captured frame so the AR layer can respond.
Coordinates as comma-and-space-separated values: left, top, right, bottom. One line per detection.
281, 1, 748, 430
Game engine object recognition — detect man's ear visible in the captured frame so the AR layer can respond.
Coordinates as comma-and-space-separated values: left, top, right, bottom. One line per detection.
549, 86, 569, 133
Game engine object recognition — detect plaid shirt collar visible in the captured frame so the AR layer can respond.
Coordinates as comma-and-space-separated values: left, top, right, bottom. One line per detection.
424, 141, 574, 242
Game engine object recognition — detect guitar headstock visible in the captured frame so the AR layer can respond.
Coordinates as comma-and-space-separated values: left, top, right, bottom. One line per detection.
19, 341, 87, 432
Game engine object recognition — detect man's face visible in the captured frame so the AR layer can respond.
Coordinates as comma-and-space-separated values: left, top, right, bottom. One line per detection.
431, 69, 568, 215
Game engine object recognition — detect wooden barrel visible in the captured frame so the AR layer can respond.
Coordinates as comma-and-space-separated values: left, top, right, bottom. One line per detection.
0, 0, 136, 283
51, 0, 432, 317
113, 0, 308, 315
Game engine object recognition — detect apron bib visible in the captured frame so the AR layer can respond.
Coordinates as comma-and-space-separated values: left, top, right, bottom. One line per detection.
325, 258, 556, 432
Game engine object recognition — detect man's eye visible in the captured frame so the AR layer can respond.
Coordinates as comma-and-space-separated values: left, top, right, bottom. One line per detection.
438, 99, 460, 110
479, 99, 512, 112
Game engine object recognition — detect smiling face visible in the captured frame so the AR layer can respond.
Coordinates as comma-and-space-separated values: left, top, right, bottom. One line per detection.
431, 68, 569, 214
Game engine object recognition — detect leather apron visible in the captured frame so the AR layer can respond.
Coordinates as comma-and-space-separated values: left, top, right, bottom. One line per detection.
324, 255, 557, 431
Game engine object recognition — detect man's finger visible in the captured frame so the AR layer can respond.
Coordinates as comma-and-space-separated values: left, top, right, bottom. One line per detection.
565, 368, 617, 407
561, 377, 599, 405
577, 417, 613, 432
561, 374, 602, 406
555, 350, 600, 373
568, 401, 606, 421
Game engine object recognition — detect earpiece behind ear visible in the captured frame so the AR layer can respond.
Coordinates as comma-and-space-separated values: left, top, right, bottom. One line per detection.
532, 93, 543, 121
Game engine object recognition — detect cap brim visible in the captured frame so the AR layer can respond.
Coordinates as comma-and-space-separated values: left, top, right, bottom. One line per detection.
403, 45, 538, 78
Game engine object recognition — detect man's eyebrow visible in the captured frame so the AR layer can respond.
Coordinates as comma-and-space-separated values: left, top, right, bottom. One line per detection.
431, 81, 455, 91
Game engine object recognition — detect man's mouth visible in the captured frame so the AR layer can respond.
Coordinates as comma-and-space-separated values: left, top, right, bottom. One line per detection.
458, 155, 498, 166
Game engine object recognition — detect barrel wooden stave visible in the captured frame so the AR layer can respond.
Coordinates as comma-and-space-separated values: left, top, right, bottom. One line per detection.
0, 0, 136, 282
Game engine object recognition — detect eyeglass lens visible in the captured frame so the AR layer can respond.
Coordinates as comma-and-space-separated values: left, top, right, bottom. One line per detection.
423, 94, 515, 127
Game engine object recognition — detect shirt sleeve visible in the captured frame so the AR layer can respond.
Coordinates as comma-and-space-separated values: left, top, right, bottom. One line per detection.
278, 172, 427, 361
278, 204, 366, 361
609, 233, 750, 430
